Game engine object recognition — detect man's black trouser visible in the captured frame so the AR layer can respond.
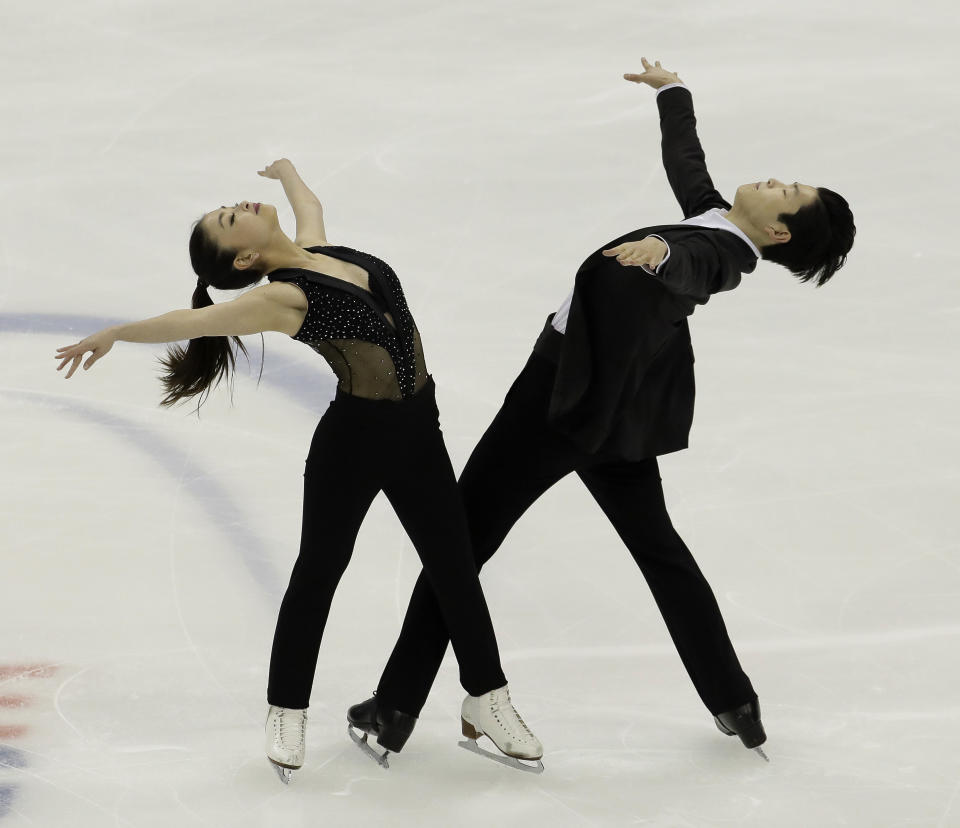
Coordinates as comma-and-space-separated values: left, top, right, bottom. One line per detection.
375, 352, 756, 718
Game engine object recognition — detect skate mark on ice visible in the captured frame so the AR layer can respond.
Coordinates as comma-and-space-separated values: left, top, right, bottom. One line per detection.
0, 785, 18, 820
846, 707, 960, 723
0, 663, 64, 824
937, 773, 960, 828
329, 775, 384, 797
838, 541, 959, 630
0, 755, 138, 826
98, 64, 210, 158
0, 383, 284, 602
534, 784, 594, 823
170, 788, 211, 827
506, 624, 960, 663
165, 468, 260, 716
721, 591, 809, 636
52, 667, 93, 742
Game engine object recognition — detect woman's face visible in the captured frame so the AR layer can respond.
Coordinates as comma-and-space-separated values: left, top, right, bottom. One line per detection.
201, 201, 279, 258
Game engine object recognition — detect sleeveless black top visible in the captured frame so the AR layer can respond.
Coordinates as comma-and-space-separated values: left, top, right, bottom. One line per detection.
268, 245, 428, 400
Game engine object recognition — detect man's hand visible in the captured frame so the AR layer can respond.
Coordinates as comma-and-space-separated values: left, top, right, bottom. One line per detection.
257, 158, 297, 180
624, 57, 682, 89
602, 237, 669, 270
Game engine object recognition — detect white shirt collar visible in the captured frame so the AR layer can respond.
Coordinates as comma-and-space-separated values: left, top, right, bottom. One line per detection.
681, 207, 761, 258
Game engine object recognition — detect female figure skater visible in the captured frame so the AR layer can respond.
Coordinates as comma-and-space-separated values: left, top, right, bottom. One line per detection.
351, 58, 856, 762
54, 158, 543, 781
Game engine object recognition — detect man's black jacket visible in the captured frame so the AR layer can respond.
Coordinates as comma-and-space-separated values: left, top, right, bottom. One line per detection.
548, 85, 758, 459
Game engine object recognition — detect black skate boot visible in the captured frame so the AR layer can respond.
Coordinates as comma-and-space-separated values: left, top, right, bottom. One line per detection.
347, 695, 417, 769
714, 699, 769, 762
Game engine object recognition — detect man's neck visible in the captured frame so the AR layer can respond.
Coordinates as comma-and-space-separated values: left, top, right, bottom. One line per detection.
723, 206, 769, 252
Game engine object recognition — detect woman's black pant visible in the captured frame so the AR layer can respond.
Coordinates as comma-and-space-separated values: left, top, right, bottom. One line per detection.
267, 378, 507, 709
375, 353, 757, 718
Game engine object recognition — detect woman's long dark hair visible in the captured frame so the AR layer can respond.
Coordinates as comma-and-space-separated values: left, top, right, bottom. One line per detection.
159, 221, 265, 409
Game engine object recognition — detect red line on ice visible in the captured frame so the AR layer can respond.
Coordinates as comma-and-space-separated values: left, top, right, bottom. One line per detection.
0, 696, 28, 709
0, 725, 27, 740
0, 665, 56, 680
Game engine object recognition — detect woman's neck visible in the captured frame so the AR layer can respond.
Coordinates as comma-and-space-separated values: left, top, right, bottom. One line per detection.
259, 232, 321, 274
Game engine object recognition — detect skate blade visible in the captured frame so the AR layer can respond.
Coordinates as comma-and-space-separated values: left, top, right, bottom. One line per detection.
347, 724, 390, 769
458, 738, 544, 775
753, 745, 770, 763
268, 759, 294, 785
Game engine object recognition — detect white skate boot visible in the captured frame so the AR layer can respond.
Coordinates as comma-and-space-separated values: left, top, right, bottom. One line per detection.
265, 705, 307, 784
459, 685, 544, 774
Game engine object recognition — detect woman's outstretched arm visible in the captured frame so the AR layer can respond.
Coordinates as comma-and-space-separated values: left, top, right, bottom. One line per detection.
258, 158, 328, 247
54, 282, 305, 378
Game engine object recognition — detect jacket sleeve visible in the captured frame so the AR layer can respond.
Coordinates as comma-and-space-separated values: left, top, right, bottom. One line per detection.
651, 233, 742, 299
657, 86, 728, 219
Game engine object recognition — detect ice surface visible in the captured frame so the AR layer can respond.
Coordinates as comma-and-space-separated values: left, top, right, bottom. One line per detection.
2, 1, 959, 825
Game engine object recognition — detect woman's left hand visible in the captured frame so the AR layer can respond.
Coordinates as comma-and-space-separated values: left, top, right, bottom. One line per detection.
54, 329, 117, 378
257, 159, 296, 180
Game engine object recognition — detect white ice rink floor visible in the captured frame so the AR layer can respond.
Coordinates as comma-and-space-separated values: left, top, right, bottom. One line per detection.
2, 1, 959, 825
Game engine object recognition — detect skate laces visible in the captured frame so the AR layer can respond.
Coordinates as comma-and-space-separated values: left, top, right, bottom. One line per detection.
276, 708, 306, 749
488, 689, 534, 741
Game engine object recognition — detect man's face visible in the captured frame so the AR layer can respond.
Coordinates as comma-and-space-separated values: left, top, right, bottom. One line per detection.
734, 179, 819, 227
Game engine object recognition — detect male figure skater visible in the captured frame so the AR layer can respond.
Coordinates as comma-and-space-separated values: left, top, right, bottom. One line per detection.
347, 58, 855, 764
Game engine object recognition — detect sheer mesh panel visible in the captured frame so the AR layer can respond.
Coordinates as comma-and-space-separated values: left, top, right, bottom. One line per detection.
312, 330, 428, 400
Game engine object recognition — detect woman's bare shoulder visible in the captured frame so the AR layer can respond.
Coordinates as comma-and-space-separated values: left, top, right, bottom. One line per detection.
252, 280, 309, 311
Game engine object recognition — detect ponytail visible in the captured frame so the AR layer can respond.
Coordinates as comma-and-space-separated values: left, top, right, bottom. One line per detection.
158, 221, 263, 410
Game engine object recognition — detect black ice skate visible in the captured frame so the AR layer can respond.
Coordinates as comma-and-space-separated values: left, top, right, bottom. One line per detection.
714, 699, 769, 762
346, 695, 417, 769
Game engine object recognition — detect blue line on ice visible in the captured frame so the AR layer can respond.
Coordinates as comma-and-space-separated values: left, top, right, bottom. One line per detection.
0, 748, 27, 770
0, 783, 17, 820
7, 387, 286, 602
2, 311, 342, 602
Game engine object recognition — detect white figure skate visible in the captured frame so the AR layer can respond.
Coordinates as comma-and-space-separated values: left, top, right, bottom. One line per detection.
459, 685, 544, 774
265, 705, 307, 784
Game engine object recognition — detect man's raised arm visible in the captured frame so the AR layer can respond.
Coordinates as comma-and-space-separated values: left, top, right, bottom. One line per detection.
625, 58, 727, 219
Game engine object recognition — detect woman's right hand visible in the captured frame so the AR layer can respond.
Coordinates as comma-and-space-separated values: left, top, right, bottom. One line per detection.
55, 328, 117, 378
257, 158, 296, 180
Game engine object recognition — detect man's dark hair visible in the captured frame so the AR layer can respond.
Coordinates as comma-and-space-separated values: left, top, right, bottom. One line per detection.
761, 187, 855, 287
